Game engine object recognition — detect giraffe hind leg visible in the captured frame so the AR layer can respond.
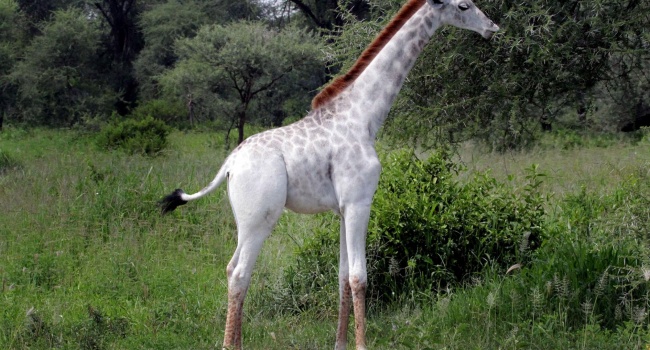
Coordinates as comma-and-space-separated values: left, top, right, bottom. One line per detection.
222, 154, 287, 349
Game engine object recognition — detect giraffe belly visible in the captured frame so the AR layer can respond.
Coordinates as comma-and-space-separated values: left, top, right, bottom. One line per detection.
285, 179, 338, 214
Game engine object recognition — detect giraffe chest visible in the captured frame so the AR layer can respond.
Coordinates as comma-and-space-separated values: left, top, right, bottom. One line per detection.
282, 140, 380, 215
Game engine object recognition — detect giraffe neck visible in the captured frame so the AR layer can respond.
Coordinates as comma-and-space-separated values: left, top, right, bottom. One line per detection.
338, 4, 439, 140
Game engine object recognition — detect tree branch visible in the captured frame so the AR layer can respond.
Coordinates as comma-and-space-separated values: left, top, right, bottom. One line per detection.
287, 0, 327, 29
94, 2, 114, 27
123, 0, 135, 16
250, 69, 290, 97
228, 71, 245, 101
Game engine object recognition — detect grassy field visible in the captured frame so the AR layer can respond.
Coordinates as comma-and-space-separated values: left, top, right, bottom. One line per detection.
1, 127, 650, 349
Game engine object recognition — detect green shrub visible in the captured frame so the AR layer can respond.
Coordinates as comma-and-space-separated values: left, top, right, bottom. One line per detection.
366, 149, 545, 301
96, 116, 171, 155
130, 99, 185, 126
280, 149, 547, 308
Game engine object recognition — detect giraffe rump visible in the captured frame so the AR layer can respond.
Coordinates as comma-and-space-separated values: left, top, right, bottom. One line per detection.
158, 189, 188, 214
310, 0, 426, 110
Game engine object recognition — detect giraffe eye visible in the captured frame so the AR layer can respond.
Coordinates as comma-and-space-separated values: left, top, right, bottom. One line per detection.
459, 2, 470, 11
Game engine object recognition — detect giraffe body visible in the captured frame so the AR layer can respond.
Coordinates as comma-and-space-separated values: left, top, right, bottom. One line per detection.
160, 0, 499, 349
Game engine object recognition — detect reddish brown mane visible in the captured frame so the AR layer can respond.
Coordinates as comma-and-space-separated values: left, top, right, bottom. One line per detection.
311, 0, 427, 110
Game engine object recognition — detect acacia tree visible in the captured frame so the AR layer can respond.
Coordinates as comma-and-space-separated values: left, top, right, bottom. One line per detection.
134, 0, 261, 101
134, 0, 208, 100
159, 21, 322, 145
326, 0, 650, 149
409, 0, 650, 148
9, 8, 115, 126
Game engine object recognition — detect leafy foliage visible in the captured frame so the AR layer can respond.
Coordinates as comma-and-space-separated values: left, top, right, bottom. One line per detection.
8, 8, 115, 126
134, 0, 259, 101
0, 0, 22, 76
407, 0, 650, 149
129, 99, 185, 126
366, 149, 545, 299
281, 149, 547, 308
135, 0, 223, 100
487, 173, 650, 331
96, 116, 171, 155
277, 0, 371, 31
160, 21, 322, 144
325, 0, 650, 150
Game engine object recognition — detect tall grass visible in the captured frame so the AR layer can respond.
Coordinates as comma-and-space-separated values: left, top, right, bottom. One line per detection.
1, 127, 649, 349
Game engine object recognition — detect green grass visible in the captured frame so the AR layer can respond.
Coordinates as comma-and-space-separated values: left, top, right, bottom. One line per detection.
1, 127, 650, 349
455, 133, 650, 196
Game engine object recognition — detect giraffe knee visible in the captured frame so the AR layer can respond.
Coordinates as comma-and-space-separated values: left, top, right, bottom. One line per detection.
349, 273, 367, 293
339, 270, 350, 285
226, 262, 236, 280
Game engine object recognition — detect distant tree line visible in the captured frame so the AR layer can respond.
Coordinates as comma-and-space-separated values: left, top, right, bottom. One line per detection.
0, 0, 329, 141
1, 0, 648, 149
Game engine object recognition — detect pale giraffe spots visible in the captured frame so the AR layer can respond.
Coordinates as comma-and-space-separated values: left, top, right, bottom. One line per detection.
424, 16, 433, 28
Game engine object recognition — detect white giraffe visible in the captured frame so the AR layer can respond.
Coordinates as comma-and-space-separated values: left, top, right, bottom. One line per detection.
159, 0, 499, 348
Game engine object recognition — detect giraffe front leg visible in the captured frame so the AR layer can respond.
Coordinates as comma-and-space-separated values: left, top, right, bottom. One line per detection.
343, 203, 371, 350
351, 276, 367, 350
336, 217, 351, 350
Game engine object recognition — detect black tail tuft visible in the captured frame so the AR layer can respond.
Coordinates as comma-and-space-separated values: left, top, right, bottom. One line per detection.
158, 189, 188, 215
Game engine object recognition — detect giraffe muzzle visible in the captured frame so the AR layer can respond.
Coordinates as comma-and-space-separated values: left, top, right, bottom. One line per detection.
482, 21, 499, 39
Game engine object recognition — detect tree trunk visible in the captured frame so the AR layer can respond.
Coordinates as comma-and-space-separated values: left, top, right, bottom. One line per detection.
237, 111, 246, 145
576, 90, 587, 125
540, 109, 552, 132
187, 94, 194, 127
94, 0, 142, 114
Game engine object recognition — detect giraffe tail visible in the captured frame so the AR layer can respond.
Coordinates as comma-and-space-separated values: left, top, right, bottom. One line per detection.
158, 161, 229, 215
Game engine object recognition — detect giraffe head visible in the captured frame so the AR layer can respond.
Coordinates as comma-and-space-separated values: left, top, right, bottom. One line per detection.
428, 0, 499, 38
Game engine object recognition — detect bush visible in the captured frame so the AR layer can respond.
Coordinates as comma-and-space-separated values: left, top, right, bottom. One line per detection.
366, 149, 545, 301
130, 99, 186, 126
96, 116, 171, 155
279, 149, 547, 309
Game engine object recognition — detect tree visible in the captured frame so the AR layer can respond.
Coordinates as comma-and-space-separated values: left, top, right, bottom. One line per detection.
0, 0, 25, 130
9, 8, 115, 126
134, 0, 261, 101
324, 0, 650, 150
16, 0, 85, 33
406, 0, 650, 149
134, 0, 208, 100
93, 0, 144, 114
274, 0, 371, 31
159, 21, 322, 145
